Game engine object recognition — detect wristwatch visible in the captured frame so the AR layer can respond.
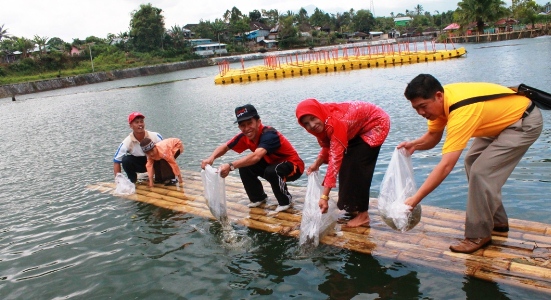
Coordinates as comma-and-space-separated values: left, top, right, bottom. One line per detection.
228, 162, 235, 171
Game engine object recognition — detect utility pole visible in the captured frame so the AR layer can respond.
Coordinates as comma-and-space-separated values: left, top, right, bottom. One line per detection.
370, 0, 375, 16
88, 44, 94, 72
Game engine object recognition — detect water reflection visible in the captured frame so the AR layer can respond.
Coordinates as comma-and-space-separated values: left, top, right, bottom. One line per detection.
463, 276, 511, 300
318, 252, 421, 299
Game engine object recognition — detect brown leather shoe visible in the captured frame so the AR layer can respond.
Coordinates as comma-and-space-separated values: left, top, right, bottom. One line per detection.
493, 222, 509, 232
449, 236, 491, 253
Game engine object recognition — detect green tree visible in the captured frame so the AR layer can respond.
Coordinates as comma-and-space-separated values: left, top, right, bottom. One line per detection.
261, 9, 280, 27
33, 35, 49, 55
513, 0, 539, 28
249, 10, 262, 22
47, 37, 65, 49
278, 15, 298, 48
455, 0, 509, 33
414, 4, 424, 15
352, 9, 375, 33
194, 20, 215, 40
13, 37, 35, 58
309, 8, 332, 28
210, 19, 227, 43
168, 25, 187, 50
0, 24, 10, 41
129, 3, 165, 52
223, 7, 249, 43
297, 7, 309, 24
0, 37, 17, 62
224, 6, 243, 23
333, 11, 353, 33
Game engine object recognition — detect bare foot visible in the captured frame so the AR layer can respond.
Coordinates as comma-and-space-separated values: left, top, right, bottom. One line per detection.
343, 211, 370, 228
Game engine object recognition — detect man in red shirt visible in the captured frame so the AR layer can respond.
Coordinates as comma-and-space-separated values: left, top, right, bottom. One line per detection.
201, 104, 304, 212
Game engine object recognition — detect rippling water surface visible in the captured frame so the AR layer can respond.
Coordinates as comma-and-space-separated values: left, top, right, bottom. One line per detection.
1, 37, 551, 299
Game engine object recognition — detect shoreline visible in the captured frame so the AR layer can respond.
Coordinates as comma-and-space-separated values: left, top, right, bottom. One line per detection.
2, 31, 547, 99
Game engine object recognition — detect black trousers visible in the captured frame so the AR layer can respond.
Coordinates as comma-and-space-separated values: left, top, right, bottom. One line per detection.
122, 151, 180, 183
238, 159, 302, 206
337, 137, 381, 213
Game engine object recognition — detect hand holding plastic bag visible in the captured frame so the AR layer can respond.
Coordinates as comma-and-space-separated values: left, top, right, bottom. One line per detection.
378, 148, 421, 232
299, 171, 338, 247
201, 165, 229, 227
114, 173, 136, 195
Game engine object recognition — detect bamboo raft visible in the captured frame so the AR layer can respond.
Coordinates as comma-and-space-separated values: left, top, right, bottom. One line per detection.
88, 170, 551, 294
214, 42, 466, 85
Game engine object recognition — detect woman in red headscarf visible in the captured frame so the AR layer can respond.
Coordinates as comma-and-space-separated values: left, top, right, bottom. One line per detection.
296, 98, 390, 227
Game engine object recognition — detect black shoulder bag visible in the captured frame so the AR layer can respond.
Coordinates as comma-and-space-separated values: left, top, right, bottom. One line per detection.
449, 84, 551, 114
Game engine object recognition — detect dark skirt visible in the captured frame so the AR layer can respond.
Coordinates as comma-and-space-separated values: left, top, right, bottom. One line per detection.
337, 136, 381, 213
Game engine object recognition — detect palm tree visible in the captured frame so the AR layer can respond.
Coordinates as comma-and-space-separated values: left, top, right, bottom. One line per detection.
33, 35, 49, 54
414, 4, 424, 15
13, 37, 35, 58
210, 20, 227, 44
0, 24, 10, 41
456, 0, 509, 33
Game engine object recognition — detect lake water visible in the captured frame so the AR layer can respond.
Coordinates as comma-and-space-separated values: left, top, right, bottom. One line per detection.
1, 37, 551, 299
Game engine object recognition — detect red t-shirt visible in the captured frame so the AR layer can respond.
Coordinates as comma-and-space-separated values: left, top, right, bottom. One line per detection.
227, 124, 304, 173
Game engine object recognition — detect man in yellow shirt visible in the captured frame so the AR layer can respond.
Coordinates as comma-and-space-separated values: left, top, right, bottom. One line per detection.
398, 74, 543, 253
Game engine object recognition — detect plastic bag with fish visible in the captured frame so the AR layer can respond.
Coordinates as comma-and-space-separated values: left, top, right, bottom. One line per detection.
378, 148, 422, 232
201, 164, 229, 226
114, 173, 136, 195
299, 171, 338, 248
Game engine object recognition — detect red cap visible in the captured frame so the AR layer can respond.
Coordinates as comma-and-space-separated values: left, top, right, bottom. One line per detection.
128, 112, 145, 123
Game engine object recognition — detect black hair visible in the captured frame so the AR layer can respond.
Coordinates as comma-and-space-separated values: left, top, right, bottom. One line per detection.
237, 115, 260, 125
404, 74, 444, 100
140, 137, 152, 148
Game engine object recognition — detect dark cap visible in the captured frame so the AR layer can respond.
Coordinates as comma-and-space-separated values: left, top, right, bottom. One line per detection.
234, 104, 259, 123
140, 137, 156, 152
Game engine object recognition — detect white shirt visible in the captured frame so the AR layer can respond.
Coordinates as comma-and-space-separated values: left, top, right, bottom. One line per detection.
113, 131, 163, 163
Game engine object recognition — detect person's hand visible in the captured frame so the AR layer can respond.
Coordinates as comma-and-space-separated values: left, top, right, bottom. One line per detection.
319, 198, 329, 214
218, 163, 230, 178
404, 197, 417, 210
201, 158, 214, 169
397, 141, 416, 156
307, 163, 320, 175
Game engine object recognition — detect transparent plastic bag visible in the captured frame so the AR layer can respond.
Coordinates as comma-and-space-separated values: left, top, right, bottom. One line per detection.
114, 173, 136, 195
201, 165, 229, 227
378, 148, 422, 232
299, 171, 338, 248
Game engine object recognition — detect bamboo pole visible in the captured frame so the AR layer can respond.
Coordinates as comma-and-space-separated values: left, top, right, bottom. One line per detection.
87, 170, 551, 293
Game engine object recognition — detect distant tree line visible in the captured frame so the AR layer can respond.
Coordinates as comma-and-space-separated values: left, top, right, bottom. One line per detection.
0, 1, 549, 81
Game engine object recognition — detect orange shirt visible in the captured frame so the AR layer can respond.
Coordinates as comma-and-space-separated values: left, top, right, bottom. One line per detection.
145, 138, 184, 178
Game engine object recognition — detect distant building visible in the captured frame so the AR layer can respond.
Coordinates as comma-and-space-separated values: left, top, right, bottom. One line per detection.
259, 39, 278, 49
70, 46, 83, 56
268, 25, 280, 40
394, 17, 412, 26
188, 39, 213, 46
192, 43, 227, 57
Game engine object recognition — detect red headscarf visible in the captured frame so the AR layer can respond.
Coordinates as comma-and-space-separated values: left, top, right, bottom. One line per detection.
295, 98, 349, 149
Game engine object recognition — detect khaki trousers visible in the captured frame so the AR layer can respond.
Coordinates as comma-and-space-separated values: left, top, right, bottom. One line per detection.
463, 105, 543, 238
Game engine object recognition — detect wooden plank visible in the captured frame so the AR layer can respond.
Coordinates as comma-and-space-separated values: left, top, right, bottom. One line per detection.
86, 170, 551, 294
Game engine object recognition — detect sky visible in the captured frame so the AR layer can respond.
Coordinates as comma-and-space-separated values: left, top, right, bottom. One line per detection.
1, 0, 547, 42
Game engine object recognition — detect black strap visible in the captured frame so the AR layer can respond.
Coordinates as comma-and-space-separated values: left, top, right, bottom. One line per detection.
448, 93, 515, 113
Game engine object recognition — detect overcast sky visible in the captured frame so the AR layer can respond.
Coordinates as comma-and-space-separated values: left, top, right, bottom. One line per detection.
1, 0, 547, 42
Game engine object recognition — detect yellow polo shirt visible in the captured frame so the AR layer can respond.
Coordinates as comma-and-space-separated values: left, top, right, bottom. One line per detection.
428, 82, 530, 154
